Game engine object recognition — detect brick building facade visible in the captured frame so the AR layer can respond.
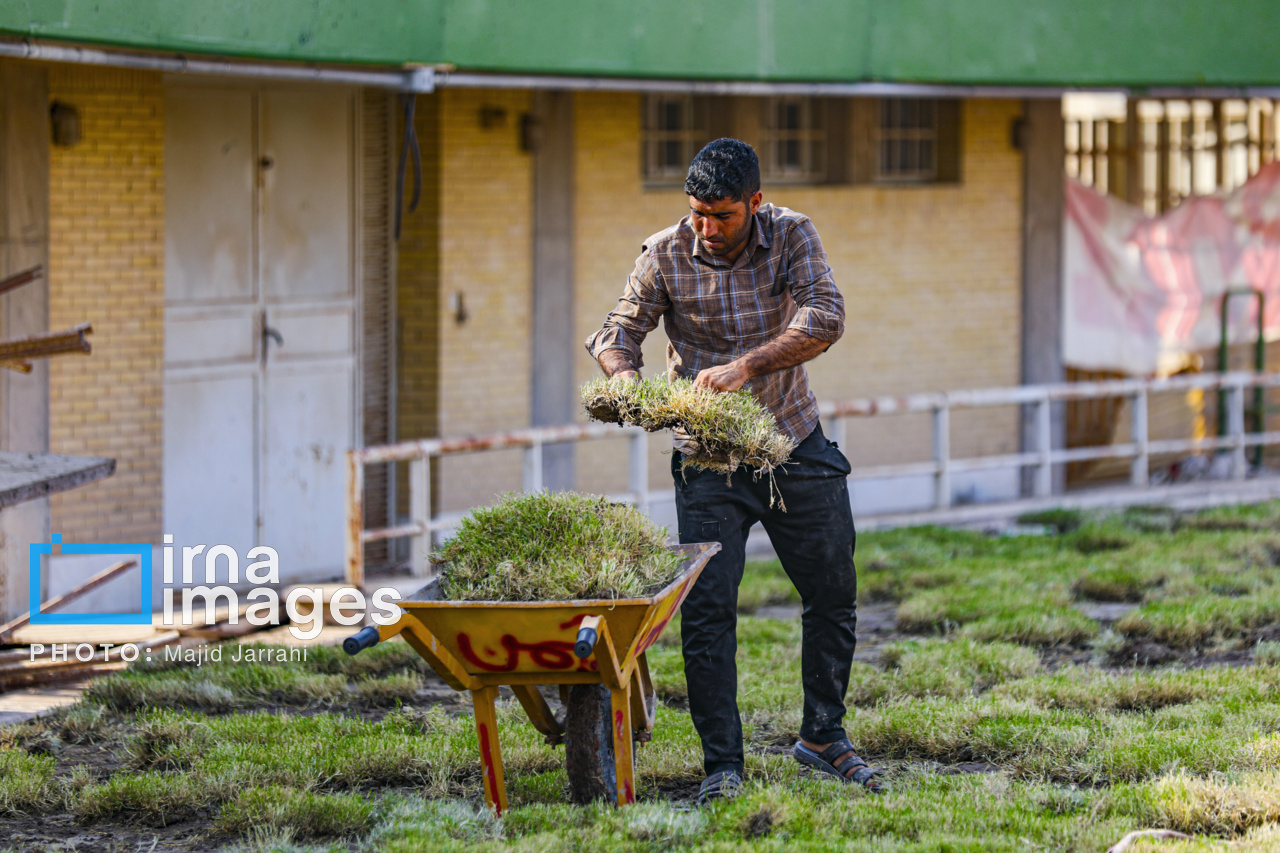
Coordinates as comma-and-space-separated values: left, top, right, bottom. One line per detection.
25, 75, 1029, 553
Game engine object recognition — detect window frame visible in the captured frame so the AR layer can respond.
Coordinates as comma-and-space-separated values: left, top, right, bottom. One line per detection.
642, 94, 710, 186
760, 96, 828, 184
875, 98, 941, 183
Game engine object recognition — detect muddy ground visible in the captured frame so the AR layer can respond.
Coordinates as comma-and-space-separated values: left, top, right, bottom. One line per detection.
1, 601, 1270, 853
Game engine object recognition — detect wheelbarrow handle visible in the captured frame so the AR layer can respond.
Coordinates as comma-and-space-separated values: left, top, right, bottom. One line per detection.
574, 625, 598, 659
343, 625, 380, 656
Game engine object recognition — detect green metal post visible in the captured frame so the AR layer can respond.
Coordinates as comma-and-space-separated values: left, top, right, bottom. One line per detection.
1217, 288, 1266, 466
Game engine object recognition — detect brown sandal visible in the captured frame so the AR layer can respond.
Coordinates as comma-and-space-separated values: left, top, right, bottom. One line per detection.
793, 739, 886, 792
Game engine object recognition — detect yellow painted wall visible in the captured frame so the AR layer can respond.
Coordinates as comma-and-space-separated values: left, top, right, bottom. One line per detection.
572, 95, 1024, 498
39, 78, 1025, 538
46, 65, 165, 544
433, 88, 535, 512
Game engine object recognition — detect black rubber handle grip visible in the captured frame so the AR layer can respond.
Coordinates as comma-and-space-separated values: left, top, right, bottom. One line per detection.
343, 625, 380, 656
574, 626, 598, 659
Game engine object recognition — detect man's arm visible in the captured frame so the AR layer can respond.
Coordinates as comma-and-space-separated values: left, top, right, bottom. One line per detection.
585, 249, 668, 381
696, 216, 844, 393
693, 329, 828, 392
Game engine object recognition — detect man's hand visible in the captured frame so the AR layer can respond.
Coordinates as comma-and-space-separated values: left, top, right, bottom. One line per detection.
694, 361, 749, 392
694, 330, 830, 393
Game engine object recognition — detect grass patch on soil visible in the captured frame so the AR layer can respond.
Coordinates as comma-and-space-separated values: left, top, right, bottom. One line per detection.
0, 749, 60, 815
1114, 589, 1280, 649
13, 500, 1280, 850
433, 491, 681, 602
581, 375, 796, 474
214, 787, 376, 840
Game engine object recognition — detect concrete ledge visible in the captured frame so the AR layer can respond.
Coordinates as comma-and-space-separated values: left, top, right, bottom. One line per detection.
854, 473, 1280, 532
739, 472, 1280, 557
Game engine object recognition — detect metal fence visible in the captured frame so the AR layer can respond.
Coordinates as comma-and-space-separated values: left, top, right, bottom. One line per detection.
345, 370, 1280, 585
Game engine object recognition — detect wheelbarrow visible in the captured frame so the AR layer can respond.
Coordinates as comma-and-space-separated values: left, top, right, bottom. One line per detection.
343, 541, 719, 813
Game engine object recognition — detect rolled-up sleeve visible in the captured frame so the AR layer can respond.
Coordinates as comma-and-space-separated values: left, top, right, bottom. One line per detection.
784, 218, 845, 345
585, 248, 669, 367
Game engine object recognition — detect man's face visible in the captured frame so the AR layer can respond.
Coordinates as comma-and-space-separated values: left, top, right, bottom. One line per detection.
688, 191, 762, 263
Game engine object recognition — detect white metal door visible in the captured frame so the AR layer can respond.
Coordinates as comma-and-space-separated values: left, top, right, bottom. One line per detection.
163, 85, 355, 582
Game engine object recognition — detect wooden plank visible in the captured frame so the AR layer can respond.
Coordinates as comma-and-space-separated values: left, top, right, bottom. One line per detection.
284, 583, 367, 624
0, 265, 42, 296
177, 619, 264, 641
0, 323, 92, 361
8, 624, 165, 646
0, 630, 179, 673
0, 661, 126, 688
0, 558, 137, 642
0, 631, 179, 688
0, 451, 115, 509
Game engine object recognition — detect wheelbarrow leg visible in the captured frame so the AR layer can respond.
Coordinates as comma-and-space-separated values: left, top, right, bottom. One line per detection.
471, 686, 508, 814
609, 681, 636, 805
630, 652, 657, 733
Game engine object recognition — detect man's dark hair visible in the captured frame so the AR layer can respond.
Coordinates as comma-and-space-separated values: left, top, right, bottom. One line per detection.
684, 138, 760, 204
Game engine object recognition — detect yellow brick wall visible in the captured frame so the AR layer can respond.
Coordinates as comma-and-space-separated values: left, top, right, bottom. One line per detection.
397, 92, 1026, 513
574, 95, 1024, 495
433, 88, 534, 511
46, 66, 165, 543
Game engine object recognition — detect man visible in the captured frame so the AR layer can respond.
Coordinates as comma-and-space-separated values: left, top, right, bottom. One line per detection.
585, 138, 883, 802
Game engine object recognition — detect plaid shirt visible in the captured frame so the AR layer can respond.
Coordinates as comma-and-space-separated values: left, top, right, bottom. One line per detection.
585, 203, 845, 444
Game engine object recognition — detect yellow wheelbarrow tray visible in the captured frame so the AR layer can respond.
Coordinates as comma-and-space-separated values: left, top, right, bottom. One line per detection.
343, 541, 719, 814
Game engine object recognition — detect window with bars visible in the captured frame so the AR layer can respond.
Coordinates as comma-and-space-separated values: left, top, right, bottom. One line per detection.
642, 95, 710, 184
877, 99, 939, 182
640, 95, 959, 189
1065, 96, 1280, 214
761, 97, 827, 182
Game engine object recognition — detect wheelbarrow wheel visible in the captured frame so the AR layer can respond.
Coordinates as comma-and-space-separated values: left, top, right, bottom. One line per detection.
564, 684, 615, 803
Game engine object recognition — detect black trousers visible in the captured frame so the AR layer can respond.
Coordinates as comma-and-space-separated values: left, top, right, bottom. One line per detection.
673, 421, 858, 776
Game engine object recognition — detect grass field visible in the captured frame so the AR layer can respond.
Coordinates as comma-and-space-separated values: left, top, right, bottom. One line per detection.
4, 501, 1280, 851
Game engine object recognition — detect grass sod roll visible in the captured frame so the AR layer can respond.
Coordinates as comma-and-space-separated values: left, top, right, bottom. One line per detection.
432, 491, 682, 602
581, 376, 797, 476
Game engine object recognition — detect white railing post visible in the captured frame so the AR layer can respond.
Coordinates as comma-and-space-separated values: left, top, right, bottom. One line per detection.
1035, 395, 1052, 498
933, 403, 951, 509
409, 456, 431, 577
629, 429, 649, 516
1228, 381, 1247, 480
1130, 389, 1149, 486
523, 439, 544, 493
829, 415, 847, 451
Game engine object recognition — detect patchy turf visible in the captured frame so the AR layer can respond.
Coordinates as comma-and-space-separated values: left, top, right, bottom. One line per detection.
433, 491, 682, 602
581, 375, 796, 475
3, 501, 1280, 850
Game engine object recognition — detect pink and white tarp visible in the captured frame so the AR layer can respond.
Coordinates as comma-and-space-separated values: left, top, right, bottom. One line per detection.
1064, 163, 1280, 376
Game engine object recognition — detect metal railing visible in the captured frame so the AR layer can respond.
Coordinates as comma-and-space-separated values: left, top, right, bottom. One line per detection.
345, 422, 658, 586
345, 371, 1280, 585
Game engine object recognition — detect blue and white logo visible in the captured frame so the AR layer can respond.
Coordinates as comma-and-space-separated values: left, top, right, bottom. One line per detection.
29, 535, 152, 625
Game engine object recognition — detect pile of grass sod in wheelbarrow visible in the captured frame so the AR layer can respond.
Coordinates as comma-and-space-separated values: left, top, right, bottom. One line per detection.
580, 376, 797, 475
433, 491, 682, 602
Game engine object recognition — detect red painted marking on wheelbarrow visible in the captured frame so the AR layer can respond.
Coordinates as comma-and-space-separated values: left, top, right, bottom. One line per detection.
634, 611, 674, 656
633, 577, 695, 655
559, 614, 588, 630
457, 632, 577, 672
477, 721, 499, 809
615, 709, 626, 741
624, 778, 634, 803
